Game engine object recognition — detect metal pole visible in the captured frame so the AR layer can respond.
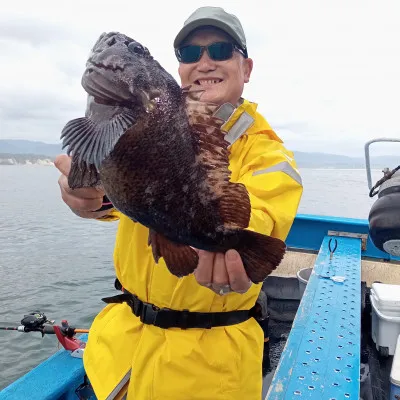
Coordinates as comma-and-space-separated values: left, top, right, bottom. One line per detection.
364, 138, 400, 190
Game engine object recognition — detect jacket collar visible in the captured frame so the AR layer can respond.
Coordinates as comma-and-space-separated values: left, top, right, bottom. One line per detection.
213, 99, 282, 145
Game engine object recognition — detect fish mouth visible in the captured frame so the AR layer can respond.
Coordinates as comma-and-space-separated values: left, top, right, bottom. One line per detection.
82, 62, 135, 104
81, 32, 140, 104
86, 61, 124, 73
81, 32, 156, 107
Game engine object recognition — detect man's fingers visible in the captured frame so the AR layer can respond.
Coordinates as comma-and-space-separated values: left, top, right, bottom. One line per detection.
58, 175, 105, 199
70, 208, 113, 219
194, 249, 251, 294
211, 253, 229, 293
59, 184, 103, 211
194, 250, 214, 287
55, 154, 111, 219
225, 250, 252, 293
54, 154, 72, 176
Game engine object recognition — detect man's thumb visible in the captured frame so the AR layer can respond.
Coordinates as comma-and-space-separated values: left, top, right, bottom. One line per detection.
54, 154, 72, 176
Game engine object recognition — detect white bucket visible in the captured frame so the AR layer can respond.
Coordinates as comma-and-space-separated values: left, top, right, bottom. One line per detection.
371, 283, 400, 314
390, 335, 400, 399
371, 294, 400, 356
296, 268, 313, 297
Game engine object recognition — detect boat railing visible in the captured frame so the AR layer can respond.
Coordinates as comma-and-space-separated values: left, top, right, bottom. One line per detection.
364, 137, 400, 191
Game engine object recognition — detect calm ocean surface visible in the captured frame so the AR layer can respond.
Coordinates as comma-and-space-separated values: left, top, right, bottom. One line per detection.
0, 165, 384, 389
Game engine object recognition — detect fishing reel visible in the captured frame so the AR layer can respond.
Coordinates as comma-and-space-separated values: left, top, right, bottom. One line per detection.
365, 138, 400, 257
20, 311, 54, 334
19, 311, 86, 357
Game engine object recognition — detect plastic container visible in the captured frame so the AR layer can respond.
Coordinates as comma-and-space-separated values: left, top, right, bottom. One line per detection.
263, 276, 302, 300
370, 289, 400, 356
390, 335, 400, 399
296, 267, 313, 297
371, 283, 400, 313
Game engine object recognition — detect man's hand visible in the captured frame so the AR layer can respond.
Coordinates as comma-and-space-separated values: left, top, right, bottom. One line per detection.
194, 249, 252, 295
55, 154, 110, 219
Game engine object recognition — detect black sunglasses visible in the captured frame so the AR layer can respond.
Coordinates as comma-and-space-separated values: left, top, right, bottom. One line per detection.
175, 42, 248, 64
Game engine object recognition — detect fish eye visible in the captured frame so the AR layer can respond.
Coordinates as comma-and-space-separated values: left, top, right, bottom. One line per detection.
128, 42, 145, 55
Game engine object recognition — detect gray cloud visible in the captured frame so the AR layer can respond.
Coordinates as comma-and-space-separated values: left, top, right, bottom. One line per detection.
0, 17, 84, 46
1, 96, 81, 122
1, 0, 400, 157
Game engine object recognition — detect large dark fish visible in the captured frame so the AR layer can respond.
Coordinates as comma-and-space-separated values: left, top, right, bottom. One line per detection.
60, 31, 286, 283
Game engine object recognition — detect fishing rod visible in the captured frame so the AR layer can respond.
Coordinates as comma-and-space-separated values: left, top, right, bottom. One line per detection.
0, 311, 89, 358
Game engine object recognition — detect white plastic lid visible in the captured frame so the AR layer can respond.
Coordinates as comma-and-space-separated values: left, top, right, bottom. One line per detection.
391, 335, 400, 385
371, 283, 400, 310
370, 295, 400, 319
371, 291, 400, 315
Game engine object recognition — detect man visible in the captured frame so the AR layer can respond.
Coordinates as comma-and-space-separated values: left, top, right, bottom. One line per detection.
55, 6, 303, 400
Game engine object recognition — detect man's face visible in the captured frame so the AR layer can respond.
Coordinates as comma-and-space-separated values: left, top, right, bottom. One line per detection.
177, 28, 253, 106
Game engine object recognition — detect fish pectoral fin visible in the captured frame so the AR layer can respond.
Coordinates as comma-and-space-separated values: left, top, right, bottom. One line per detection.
60, 107, 135, 181
68, 152, 101, 189
61, 116, 102, 171
148, 230, 198, 277
234, 229, 287, 284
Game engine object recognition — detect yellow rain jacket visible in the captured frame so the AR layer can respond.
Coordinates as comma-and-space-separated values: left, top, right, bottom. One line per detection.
83, 99, 303, 400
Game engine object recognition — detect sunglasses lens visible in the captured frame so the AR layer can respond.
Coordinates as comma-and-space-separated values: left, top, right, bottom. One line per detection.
176, 42, 237, 63
177, 45, 202, 63
208, 42, 234, 60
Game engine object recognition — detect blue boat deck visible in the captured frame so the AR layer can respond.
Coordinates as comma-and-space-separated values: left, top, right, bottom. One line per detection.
2, 214, 396, 399
266, 235, 362, 399
0, 334, 90, 400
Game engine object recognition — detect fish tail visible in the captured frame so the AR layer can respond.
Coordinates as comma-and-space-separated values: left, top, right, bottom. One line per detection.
234, 230, 286, 284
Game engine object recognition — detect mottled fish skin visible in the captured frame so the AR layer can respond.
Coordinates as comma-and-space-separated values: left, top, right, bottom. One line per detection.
60, 32, 286, 283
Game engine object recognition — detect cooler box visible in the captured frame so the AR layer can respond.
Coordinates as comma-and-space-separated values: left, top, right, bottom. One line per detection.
370, 283, 400, 356
391, 335, 400, 400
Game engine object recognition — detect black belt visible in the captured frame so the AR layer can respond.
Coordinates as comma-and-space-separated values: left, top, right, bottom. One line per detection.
102, 289, 255, 330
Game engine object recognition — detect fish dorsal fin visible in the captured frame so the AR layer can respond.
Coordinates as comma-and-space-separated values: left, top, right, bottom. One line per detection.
182, 87, 221, 116
187, 97, 251, 231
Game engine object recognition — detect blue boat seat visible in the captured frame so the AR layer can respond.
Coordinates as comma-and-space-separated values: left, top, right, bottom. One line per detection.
265, 235, 362, 400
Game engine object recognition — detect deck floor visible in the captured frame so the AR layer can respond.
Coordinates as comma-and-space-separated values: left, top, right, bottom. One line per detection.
273, 250, 400, 286
261, 271, 393, 400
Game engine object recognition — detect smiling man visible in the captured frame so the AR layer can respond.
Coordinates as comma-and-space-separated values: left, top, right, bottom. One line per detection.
176, 27, 251, 106
55, 6, 303, 400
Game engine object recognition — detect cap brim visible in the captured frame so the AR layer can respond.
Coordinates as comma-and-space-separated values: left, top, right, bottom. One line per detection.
173, 18, 244, 50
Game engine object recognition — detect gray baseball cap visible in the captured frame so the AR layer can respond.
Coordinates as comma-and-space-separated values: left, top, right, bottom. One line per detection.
173, 7, 247, 55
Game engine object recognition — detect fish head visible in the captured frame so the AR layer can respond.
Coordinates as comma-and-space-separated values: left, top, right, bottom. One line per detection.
82, 32, 180, 109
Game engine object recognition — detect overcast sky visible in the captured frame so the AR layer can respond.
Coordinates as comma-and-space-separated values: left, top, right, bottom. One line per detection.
1, 0, 399, 156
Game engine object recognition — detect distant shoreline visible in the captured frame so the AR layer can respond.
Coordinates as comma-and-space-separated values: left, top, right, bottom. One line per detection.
1, 138, 398, 169
0, 161, 54, 166
0, 154, 54, 166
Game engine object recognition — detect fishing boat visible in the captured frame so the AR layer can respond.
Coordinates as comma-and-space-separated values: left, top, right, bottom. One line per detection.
1, 138, 400, 400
